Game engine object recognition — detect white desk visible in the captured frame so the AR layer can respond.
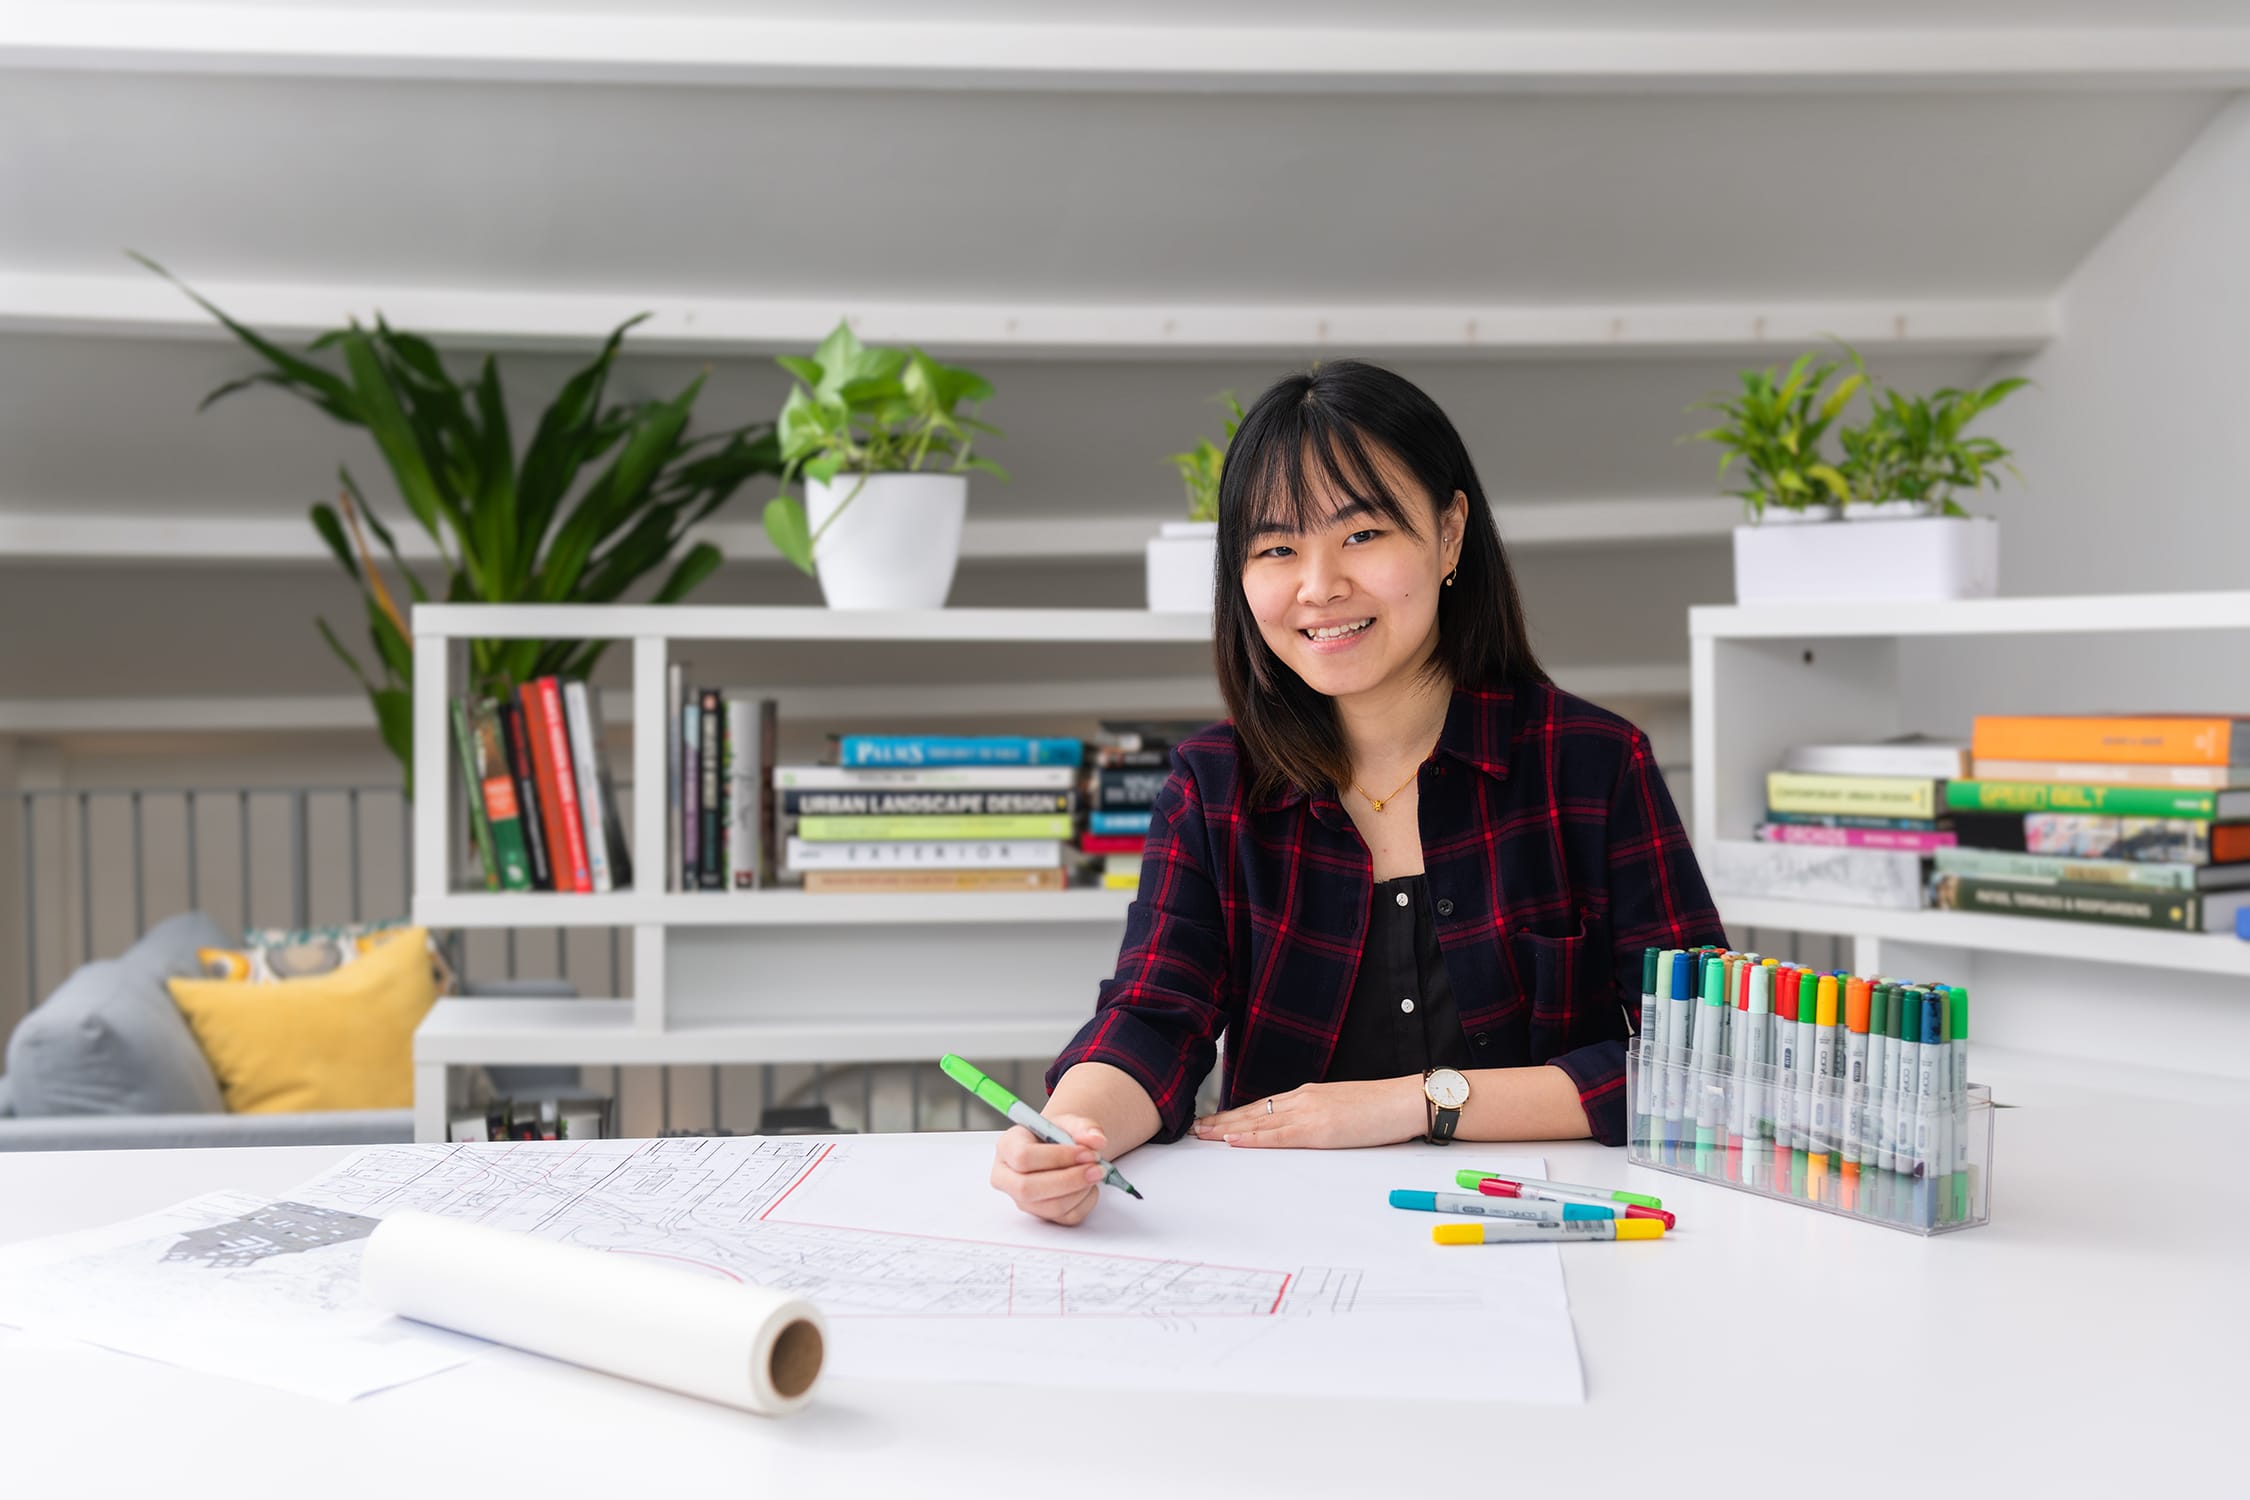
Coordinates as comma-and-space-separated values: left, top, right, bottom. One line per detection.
1, 1050, 2238, 1498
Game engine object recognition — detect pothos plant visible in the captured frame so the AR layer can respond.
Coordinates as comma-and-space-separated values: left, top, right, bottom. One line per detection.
1836, 377, 2029, 516
760, 320, 1006, 575
137, 254, 782, 797
1684, 349, 1864, 520
1165, 391, 1245, 524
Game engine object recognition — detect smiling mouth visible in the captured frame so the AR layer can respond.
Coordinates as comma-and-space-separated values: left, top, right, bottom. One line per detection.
1302, 619, 1373, 642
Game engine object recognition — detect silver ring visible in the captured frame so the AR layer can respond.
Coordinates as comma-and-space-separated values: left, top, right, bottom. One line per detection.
1265, 1097, 1275, 1115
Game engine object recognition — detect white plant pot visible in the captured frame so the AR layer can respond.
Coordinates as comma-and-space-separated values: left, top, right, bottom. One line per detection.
804, 472, 968, 610
1733, 514, 1999, 605
1144, 519, 1218, 612
1841, 498, 1937, 521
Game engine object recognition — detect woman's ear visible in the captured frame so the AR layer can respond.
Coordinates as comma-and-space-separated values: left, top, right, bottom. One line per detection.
1444, 490, 1469, 566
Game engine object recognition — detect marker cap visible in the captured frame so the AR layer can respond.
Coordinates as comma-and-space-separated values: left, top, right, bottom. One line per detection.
1949, 985, 1970, 1042
1642, 947, 1659, 992
1613, 1219, 1665, 1240
1433, 1222, 1485, 1245
1623, 1204, 1678, 1229
1389, 1189, 1441, 1211
1815, 974, 1838, 1027
1449, 1170, 1663, 1210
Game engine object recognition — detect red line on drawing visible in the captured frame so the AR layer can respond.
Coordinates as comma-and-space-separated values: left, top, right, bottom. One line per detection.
759, 1214, 1284, 1277
607, 1248, 744, 1282
756, 1142, 837, 1221
1267, 1272, 1292, 1316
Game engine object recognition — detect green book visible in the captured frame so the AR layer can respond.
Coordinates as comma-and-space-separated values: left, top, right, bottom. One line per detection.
468, 699, 534, 891
793, 813, 1077, 842
451, 699, 501, 891
1946, 779, 2249, 820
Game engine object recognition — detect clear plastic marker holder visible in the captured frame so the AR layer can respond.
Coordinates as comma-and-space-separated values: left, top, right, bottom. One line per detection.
1624, 1039, 1993, 1236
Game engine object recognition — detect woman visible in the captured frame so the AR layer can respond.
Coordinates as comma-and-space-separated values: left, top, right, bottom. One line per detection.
992, 360, 1726, 1225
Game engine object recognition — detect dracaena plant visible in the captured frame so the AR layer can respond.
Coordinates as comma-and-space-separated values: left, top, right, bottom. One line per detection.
760, 320, 1006, 574
1166, 391, 1244, 525
137, 254, 781, 797
1684, 349, 1865, 520
1837, 377, 2029, 516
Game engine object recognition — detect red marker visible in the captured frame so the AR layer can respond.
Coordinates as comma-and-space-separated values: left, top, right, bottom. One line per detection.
1773, 968, 1802, 1181
1476, 1178, 1678, 1231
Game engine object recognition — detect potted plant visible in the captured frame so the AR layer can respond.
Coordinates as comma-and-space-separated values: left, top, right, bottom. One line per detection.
1147, 392, 1241, 612
761, 321, 1005, 609
138, 255, 781, 797
1689, 350, 2027, 604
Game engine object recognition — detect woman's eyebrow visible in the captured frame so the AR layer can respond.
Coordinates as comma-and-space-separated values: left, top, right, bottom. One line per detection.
1248, 499, 1378, 542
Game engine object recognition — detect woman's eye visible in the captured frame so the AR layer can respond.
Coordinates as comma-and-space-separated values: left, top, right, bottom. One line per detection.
1345, 529, 1381, 545
1257, 545, 1294, 559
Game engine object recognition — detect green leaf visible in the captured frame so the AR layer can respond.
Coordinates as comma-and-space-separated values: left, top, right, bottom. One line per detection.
316, 616, 374, 691
311, 503, 361, 582
763, 495, 815, 574
369, 688, 416, 801
133, 253, 361, 422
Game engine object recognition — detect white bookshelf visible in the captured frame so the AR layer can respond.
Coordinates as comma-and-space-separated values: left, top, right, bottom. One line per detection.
408, 604, 1214, 1142
1690, 590, 2250, 1074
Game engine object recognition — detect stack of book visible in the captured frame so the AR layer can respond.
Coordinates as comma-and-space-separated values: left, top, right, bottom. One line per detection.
1713, 737, 1970, 909
777, 733, 1083, 893
450, 677, 633, 894
666, 669, 777, 892
1929, 714, 2250, 934
1079, 720, 1202, 891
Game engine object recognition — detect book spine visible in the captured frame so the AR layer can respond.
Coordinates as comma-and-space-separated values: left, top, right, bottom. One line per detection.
1971, 715, 2246, 767
698, 689, 722, 889
1754, 823, 1958, 853
2023, 813, 2214, 864
1931, 847, 2201, 892
469, 700, 533, 891
727, 699, 759, 890
563, 680, 614, 894
1093, 746, 1171, 769
1946, 779, 2217, 820
757, 698, 779, 892
1087, 809, 1153, 836
534, 678, 594, 893
1077, 833, 1149, 855
1971, 758, 2247, 790
1779, 747, 1969, 778
784, 838, 1063, 871
498, 700, 553, 891
794, 814, 1076, 842
1096, 768, 1169, 808
802, 867, 1068, 894
1765, 771, 1940, 820
517, 682, 581, 893
666, 661, 683, 893
837, 735, 1085, 768
451, 699, 500, 891
777, 789, 1075, 817
1932, 874, 2199, 930
681, 697, 701, 891
772, 765, 1079, 792
1765, 810, 1951, 833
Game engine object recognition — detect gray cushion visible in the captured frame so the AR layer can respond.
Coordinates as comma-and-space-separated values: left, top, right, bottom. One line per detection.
0, 1108, 412, 1152
4, 911, 230, 1117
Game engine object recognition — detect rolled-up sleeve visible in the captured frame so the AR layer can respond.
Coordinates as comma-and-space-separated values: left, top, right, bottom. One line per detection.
1562, 728, 1728, 1145
1046, 765, 1233, 1142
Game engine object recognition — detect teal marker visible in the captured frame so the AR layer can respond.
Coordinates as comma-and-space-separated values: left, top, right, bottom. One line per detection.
939, 1053, 1143, 1200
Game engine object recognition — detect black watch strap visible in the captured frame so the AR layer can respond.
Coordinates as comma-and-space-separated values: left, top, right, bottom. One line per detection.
1426, 1094, 1460, 1145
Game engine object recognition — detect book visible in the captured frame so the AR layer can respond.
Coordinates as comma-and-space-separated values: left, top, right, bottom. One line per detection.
725, 698, 777, 890
1094, 719, 1212, 751
784, 837, 1065, 871
1932, 845, 2250, 893
467, 700, 532, 891
778, 788, 1073, 817
1971, 714, 2250, 767
698, 688, 721, 890
794, 814, 1076, 842
1101, 871, 1140, 890
1101, 853, 1143, 878
1765, 771, 1942, 820
562, 680, 614, 894
497, 699, 553, 891
1779, 737, 1971, 779
1078, 832, 1148, 856
521, 678, 591, 893
450, 699, 500, 891
1764, 810, 1952, 833
666, 660, 683, 893
1088, 809, 1153, 836
1091, 746, 1172, 770
773, 765, 1077, 792
1702, 840, 1927, 911
1955, 811, 2250, 864
1754, 823, 1958, 853
1945, 779, 2250, 820
681, 694, 701, 891
836, 734, 1084, 768
802, 867, 1068, 893
1970, 757, 2250, 791
1095, 768, 1169, 809
1930, 873, 2250, 933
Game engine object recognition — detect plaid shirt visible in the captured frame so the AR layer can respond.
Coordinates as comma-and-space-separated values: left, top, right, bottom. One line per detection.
1048, 679, 1726, 1146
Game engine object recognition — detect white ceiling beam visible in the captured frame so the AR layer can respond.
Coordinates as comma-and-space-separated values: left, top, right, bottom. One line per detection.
0, 499, 1745, 568
0, 272, 2058, 358
6, 8, 2250, 92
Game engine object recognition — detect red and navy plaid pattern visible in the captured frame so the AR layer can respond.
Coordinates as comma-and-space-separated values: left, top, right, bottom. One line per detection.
1048, 679, 1727, 1146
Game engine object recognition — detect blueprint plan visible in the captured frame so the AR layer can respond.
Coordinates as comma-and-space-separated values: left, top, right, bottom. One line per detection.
0, 1133, 1586, 1404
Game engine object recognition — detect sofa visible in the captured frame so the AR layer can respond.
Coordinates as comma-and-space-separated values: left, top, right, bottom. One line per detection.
0, 911, 574, 1151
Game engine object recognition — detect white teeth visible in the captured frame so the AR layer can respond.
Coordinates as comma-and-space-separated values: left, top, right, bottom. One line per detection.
1304, 619, 1373, 642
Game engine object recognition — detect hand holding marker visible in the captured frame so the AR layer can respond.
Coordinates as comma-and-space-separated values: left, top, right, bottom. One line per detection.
941, 1054, 1143, 1200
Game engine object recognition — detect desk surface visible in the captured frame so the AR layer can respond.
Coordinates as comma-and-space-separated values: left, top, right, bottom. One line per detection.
3, 1049, 2241, 1498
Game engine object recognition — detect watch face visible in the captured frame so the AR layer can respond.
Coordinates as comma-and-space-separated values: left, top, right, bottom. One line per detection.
1426, 1068, 1470, 1109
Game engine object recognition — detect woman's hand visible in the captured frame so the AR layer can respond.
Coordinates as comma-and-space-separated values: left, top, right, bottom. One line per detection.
1192, 1077, 1426, 1149
989, 1114, 1110, 1226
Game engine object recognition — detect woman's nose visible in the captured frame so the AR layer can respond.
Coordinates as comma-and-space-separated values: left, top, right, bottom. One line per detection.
1296, 550, 1347, 605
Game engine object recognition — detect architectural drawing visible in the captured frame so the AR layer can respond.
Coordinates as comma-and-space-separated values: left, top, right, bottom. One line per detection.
162, 1201, 380, 1269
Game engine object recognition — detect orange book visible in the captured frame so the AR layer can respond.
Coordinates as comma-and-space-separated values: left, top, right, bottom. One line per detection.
1971, 715, 2250, 767
519, 679, 592, 893
2217, 825, 2250, 864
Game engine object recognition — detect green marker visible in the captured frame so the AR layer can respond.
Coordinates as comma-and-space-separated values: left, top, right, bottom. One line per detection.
939, 1054, 1143, 1200
1453, 1170, 1663, 1212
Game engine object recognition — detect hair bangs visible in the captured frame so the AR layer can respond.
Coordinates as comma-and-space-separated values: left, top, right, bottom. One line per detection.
1232, 408, 1426, 547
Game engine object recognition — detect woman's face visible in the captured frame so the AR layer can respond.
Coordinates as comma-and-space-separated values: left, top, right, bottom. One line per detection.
1238, 445, 1467, 704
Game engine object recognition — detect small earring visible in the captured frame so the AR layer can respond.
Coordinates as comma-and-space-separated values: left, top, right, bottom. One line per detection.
1444, 569, 1458, 587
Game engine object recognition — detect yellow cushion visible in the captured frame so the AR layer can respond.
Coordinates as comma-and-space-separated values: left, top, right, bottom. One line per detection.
167, 925, 439, 1113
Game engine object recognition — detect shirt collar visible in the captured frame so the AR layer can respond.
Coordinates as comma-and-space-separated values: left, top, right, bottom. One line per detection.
1252, 680, 1518, 822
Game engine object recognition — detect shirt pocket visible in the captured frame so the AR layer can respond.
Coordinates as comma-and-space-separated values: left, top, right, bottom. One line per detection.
1510, 911, 1616, 1063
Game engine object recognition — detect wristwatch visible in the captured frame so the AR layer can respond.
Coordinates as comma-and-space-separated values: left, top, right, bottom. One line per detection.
1423, 1067, 1470, 1144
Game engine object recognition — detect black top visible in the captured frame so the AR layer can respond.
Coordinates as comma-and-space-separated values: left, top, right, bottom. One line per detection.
1324, 874, 1476, 1083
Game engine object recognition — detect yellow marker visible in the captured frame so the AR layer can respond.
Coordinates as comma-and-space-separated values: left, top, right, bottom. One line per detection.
1433, 1219, 1664, 1245
1808, 974, 1842, 1196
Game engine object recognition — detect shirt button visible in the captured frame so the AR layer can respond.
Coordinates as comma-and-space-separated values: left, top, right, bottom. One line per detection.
1474, 1032, 1490, 1048
1394, 891, 1409, 907
1436, 898, 1454, 917
1400, 998, 1416, 1014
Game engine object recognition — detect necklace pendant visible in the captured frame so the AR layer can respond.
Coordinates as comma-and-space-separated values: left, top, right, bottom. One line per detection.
1368, 798, 1385, 812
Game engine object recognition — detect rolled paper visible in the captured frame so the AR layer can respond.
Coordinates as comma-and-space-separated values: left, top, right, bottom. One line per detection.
361, 1211, 826, 1416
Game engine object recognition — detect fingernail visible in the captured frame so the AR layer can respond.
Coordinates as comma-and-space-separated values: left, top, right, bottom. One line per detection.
1076, 1149, 1094, 1163
1085, 1165, 1104, 1182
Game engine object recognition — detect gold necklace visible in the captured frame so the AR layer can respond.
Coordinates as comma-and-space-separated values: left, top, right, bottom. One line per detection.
1351, 743, 1437, 812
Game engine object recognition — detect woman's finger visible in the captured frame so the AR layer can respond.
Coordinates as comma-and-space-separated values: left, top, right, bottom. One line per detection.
1223, 1121, 1303, 1148
994, 1124, 1097, 1174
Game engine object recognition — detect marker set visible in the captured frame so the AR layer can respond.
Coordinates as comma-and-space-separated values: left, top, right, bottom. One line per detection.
1624, 948, 1993, 1235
